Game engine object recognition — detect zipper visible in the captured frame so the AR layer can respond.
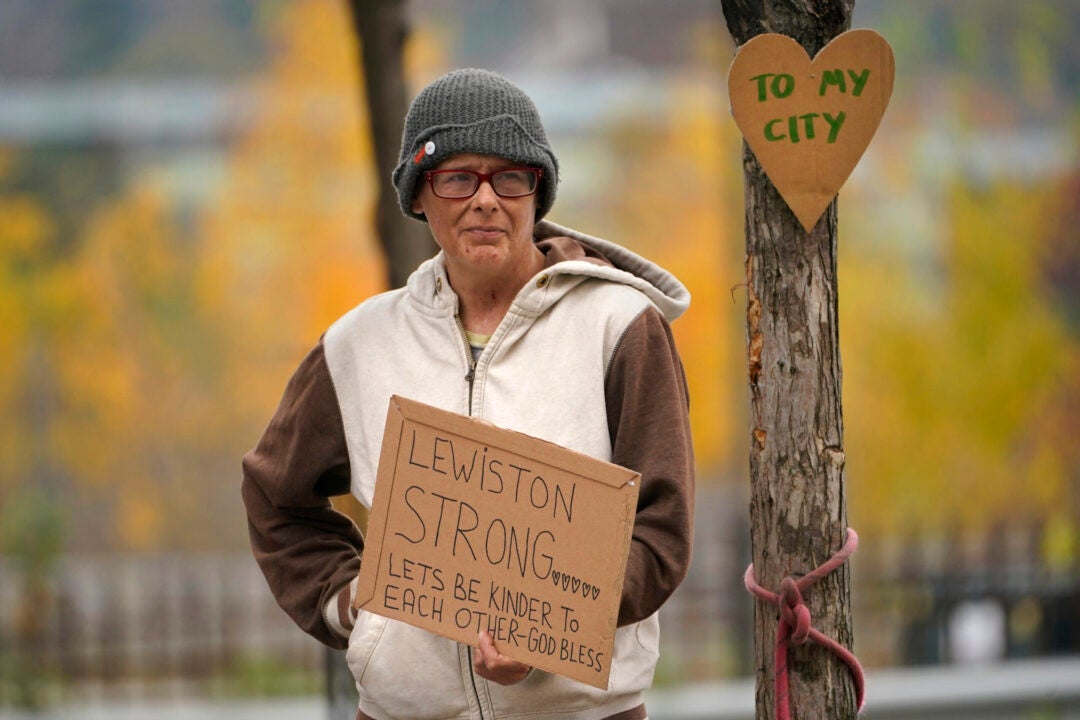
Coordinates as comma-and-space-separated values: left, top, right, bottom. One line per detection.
455, 313, 485, 719
455, 313, 478, 416
466, 648, 486, 720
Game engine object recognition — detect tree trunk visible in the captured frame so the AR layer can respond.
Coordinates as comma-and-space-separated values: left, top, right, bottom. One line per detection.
329, 4, 437, 716
347, 0, 436, 290
721, 2, 857, 718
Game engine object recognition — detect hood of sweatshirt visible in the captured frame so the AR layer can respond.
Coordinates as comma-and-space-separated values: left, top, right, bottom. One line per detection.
406, 219, 691, 324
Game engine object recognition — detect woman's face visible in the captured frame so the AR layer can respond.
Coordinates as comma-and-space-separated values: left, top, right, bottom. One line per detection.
412, 153, 540, 288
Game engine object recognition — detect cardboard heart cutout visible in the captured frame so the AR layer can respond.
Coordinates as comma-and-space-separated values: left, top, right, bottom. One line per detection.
728, 29, 894, 232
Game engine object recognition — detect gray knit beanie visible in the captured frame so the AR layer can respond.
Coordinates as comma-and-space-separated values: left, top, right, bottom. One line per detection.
393, 68, 559, 222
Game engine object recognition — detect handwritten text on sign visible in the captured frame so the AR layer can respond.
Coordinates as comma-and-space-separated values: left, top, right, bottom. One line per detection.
728, 29, 895, 231
355, 396, 639, 689
751, 68, 871, 144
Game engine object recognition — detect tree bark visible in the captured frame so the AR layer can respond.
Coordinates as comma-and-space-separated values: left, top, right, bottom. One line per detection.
721, 2, 857, 718
347, 0, 436, 290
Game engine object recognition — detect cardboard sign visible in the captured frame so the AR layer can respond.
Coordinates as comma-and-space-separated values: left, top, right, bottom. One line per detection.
728, 29, 895, 232
354, 396, 640, 690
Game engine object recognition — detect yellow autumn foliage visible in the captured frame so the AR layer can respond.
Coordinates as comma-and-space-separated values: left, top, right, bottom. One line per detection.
582, 79, 746, 474
197, 0, 385, 414
843, 176, 1077, 538
0, 0, 387, 550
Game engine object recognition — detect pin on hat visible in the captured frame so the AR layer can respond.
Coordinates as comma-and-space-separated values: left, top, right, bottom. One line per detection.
413, 141, 437, 164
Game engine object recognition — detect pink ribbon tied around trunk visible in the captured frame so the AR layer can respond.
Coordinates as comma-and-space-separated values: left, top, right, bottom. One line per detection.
743, 528, 866, 719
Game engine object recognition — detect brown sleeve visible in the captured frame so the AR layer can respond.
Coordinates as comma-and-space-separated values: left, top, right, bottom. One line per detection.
606, 307, 695, 627
240, 339, 363, 649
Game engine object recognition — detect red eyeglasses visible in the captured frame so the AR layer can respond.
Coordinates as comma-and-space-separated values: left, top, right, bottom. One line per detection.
423, 168, 543, 199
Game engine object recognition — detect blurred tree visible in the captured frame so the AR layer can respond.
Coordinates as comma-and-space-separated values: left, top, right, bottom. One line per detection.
331, 1, 437, 713
830, 5, 1080, 588
55, 183, 234, 549
0, 153, 68, 708
1042, 169, 1080, 333
346, 0, 437, 290
196, 0, 387, 548
0, 0, 388, 553
843, 176, 1080, 539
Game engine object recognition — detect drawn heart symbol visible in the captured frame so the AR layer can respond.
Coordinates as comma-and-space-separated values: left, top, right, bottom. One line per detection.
552, 570, 561, 587
582, 582, 591, 598
562, 573, 571, 591
571, 577, 581, 594
728, 29, 894, 232
591, 586, 600, 601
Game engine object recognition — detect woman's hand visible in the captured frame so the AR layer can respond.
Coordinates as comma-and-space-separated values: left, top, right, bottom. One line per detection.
472, 630, 531, 685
